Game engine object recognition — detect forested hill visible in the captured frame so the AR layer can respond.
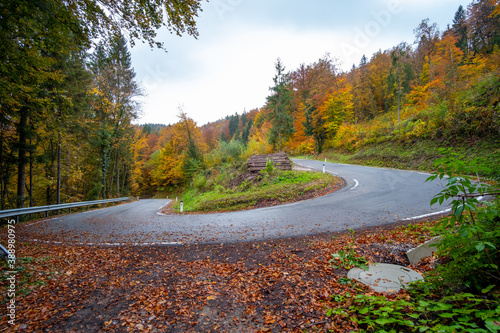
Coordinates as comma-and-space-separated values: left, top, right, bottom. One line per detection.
132, 0, 499, 196
2, 0, 499, 209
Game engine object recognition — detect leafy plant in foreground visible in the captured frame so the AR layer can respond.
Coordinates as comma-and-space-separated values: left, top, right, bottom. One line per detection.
328, 291, 500, 333
330, 248, 368, 271
330, 229, 369, 270
425, 148, 500, 291
326, 149, 500, 332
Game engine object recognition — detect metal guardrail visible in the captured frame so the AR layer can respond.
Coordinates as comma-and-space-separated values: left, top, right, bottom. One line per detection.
0, 198, 131, 261
0, 197, 131, 220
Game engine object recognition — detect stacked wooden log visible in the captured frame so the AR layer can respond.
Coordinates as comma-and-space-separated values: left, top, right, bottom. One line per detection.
247, 152, 292, 172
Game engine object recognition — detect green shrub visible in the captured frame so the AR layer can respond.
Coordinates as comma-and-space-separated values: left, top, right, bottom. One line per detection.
328, 291, 500, 333
426, 148, 500, 291
192, 173, 208, 191
327, 149, 500, 332
265, 158, 275, 174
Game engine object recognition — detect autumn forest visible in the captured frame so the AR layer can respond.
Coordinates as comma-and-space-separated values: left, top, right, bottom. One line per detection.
1, 0, 499, 209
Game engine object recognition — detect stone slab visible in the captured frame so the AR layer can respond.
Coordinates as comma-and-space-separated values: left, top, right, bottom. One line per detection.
347, 263, 423, 293
406, 236, 443, 265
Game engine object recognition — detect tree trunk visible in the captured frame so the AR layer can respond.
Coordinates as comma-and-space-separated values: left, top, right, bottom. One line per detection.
116, 156, 120, 197
57, 133, 61, 205
46, 139, 55, 205
110, 155, 115, 197
16, 107, 28, 208
0, 126, 7, 210
121, 163, 127, 196
102, 146, 108, 199
30, 137, 34, 207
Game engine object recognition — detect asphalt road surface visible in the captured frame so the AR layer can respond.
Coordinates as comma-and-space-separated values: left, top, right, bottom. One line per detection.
22, 160, 451, 245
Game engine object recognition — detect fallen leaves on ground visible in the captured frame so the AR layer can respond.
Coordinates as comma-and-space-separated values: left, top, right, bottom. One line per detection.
1, 220, 437, 332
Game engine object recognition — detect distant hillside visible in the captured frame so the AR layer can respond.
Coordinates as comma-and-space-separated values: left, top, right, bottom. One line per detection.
129, 0, 500, 195
137, 123, 168, 135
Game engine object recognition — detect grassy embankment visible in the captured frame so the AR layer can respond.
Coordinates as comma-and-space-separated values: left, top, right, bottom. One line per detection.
299, 137, 500, 179
170, 163, 342, 213
299, 72, 500, 179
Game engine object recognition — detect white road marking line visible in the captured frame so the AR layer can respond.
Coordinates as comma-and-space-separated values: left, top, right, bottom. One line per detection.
350, 179, 359, 190
260, 202, 301, 211
404, 195, 485, 221
403, 208, 451, 221
30, 239, 184, 246
24, 218, 53, 227
158, 201, 171, 210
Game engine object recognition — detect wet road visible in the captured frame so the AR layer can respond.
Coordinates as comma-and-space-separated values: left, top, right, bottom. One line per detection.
23, 160, 450, 245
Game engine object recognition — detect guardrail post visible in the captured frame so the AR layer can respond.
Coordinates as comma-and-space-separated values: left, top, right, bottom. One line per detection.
0, 243, 14, 262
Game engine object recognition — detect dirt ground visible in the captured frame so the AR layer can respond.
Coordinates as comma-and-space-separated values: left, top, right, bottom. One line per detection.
1, 217, 437, 332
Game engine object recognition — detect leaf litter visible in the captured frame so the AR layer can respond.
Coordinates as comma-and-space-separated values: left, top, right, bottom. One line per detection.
1, 219, 439, 332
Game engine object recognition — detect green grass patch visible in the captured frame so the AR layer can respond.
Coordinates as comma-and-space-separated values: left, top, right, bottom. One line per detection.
173, 169, 341, 213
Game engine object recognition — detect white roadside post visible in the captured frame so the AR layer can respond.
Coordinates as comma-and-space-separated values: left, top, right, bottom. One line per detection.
180, 201, 183, 213
323, 164, 325, 174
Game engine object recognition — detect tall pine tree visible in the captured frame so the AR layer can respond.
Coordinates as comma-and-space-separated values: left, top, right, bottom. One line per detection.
267, 58, 294, 151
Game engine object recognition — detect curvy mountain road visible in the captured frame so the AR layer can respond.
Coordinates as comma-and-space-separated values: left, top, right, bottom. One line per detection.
22, 160, 450, 245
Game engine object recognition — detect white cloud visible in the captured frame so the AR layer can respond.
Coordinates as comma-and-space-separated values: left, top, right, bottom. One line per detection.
135, 26, 350, 125
131, 0, 471, 126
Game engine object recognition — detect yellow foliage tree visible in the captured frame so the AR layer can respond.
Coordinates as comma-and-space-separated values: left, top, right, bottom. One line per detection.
321, 82, 354, 147
152, 110, 207, 188
153, 141, 185, 188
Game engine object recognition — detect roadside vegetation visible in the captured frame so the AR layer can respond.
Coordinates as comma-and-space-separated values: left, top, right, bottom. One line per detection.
304, 136, 500, 180
312, 71, 500, 180
327, 150, 500, 332
171, 159, 342, 213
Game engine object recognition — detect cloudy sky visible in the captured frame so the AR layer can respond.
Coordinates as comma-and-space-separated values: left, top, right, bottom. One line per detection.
130, 0, 470, 126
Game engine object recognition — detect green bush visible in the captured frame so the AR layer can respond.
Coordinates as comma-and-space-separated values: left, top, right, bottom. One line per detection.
264, 158, 275, 174
327, 149, 500, 332
206, 140, 245, 165
426, 148, 500, 291
328, 291, 500, 333
192, 173, 208, 191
